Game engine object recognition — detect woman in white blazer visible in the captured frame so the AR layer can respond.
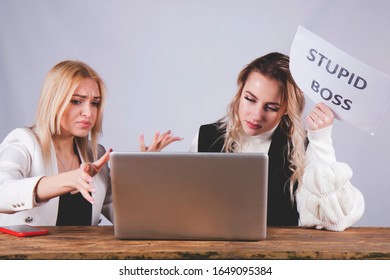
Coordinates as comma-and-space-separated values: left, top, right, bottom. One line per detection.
0, 60, 113, 226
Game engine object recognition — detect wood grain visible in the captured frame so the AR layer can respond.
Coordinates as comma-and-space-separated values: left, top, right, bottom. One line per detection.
0, 226, 389, 260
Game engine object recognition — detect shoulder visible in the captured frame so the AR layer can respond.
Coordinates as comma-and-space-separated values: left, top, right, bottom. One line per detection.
199, 122, 224, 136
198, 122, 225, 152
4, 127, 36, 139
1, 127, 39, 150
0, 128, 40, 169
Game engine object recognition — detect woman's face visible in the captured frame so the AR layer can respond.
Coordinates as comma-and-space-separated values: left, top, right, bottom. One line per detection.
238, 71, 286, 136
60, 78, 101, 138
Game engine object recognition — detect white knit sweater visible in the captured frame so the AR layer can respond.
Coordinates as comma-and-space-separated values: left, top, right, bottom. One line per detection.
190, 125, 365, 231
296, 126, 364, 231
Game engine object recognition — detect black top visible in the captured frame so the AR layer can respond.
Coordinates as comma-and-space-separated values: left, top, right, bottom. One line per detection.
197, 122, 299, 226
56, 191, 92, 226
56, 148, 92, 226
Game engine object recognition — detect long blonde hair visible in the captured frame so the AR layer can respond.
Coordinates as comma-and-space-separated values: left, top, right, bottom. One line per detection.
34, 60, 106, 167
219, 52, 306, 195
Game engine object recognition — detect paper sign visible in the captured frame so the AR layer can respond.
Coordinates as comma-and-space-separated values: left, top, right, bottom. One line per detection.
290, 25, 390, 135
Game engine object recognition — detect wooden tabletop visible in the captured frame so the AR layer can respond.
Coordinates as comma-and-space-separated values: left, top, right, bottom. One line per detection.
0, 226, 389, 260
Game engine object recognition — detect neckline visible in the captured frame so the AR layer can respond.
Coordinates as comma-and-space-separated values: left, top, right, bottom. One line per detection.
243, 123, 278, 142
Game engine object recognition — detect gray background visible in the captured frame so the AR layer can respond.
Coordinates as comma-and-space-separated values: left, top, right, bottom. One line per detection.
1, 0, 389, 226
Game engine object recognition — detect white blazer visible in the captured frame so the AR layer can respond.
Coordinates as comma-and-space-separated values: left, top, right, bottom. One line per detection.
0, 128, 113, 226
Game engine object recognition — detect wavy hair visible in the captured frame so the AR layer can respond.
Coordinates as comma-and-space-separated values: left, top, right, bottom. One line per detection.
219, 52, 306, 195
34, 60, 106, 167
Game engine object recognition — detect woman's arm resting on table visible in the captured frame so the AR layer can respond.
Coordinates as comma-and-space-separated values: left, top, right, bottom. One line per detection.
297, 103, 364, 231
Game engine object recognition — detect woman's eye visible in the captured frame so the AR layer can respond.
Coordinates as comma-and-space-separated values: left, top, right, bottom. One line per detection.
265, 105, 279, 112
244, 96, 255, 103
70, 99, 81, 105
91, 101, 101, 107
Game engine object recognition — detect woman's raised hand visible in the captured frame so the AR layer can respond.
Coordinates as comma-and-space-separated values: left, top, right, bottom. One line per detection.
139, 130, 183, 152
306, 102, 335, 131
71, 148, 112, 204
88, 148, 112, 176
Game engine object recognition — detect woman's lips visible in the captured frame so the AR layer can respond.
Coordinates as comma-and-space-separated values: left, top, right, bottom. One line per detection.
78, 121, 92, 128
245, 121, 262, 130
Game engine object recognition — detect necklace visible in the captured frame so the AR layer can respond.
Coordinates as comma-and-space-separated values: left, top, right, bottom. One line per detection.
56, 154, 74, 172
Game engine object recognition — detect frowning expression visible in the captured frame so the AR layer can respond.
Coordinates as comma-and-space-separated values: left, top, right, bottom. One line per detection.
60, 78, 101, 138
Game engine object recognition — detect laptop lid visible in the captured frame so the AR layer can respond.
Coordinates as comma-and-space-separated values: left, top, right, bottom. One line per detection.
110, 152, 268, 241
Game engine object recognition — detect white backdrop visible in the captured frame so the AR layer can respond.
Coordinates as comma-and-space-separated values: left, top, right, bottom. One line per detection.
1, 0, 389, 226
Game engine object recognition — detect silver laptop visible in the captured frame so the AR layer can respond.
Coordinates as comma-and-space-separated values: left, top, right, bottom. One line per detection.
110, 152, 268, 241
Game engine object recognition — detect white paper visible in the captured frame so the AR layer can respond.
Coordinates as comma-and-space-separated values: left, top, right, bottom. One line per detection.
290, 25, 390, 135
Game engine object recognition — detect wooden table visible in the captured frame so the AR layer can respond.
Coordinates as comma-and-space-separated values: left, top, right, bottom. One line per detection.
0, 226, 389, 260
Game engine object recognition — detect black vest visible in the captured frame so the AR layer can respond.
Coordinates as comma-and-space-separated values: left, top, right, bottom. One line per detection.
198, 123, 299, 226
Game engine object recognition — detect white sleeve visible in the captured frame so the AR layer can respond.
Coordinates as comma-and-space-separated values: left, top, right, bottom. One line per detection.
296, 125, 365, 231
0, 129, 43, 213
188, 132, 199, 152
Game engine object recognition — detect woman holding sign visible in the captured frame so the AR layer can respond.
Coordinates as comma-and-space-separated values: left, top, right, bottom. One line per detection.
143, 52, 364, 231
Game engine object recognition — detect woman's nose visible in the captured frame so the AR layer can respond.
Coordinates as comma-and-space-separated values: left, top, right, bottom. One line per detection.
252, 107, 265, 122
81, 104, 92, 117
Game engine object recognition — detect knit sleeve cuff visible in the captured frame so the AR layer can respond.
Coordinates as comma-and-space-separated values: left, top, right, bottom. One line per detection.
307, 125, 333, 142
306, 125, 336, 164
297, 160, 365, 231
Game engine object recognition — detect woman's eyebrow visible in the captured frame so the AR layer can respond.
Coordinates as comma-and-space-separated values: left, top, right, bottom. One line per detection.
72, 94, 87, 99
72, 94, 101, 100
244, 90, 258, 100
266, 101, 281, 106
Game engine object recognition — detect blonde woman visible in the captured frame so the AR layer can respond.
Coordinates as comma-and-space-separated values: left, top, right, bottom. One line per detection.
189, 52, 365, 231
0, 60, 113, 226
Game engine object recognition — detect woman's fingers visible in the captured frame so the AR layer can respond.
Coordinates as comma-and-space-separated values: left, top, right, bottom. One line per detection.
158, 133, 183, 151
139, 130, 183, 152
139, 132, 147, 152
306, 102, 335, 131
70, 163, 96, 203
92, 148, 112, 175
148, 131, 161, 151
76, 176, 95, 204
69, 147, 112, 203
